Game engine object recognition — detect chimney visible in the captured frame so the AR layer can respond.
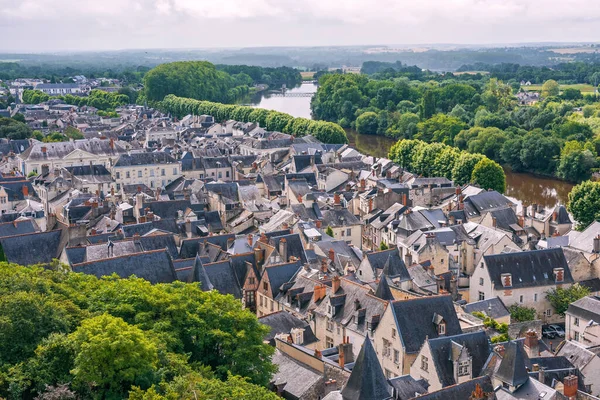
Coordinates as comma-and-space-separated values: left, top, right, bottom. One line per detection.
185, 219, 192, 237
90, 228, 97, 235
405, 252, 413, 266
338, 337, 354, 368
539, 367, 545, 386
329, 248, 335, 262
332, 276, 341, 293
360, 178, 365, 190
12, 220, 17, 228
450, 276, 458, 300
279, 238, 288, 263
368, 197, 374, 212
494, 344, 505, 357
552, 210, 557, 222
260, 233, 268, 244
22, 185, 29, 197
41, 146, 47, 155
247, 234, 253, 248
321, 258, 329, 273
133, 233, 141, 247
458, 195, 464, 210
315, 219, 322, 229
594, 235, 600, 254
314, 349, 322, 359
254, 247, 264, 266
334, 193, 341, 206
297, 194, 303, 203
402, 193, 407, 206
492, 217, 497, 228
524, 330, 539, 357
314, 284, 326, 302
109, 138, 114, 149
449, 215, 456, 225
282, 222, 289, 230
563, 375, 578, 399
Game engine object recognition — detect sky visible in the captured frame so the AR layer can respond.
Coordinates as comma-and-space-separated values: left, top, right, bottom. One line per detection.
1, 0, 599, 52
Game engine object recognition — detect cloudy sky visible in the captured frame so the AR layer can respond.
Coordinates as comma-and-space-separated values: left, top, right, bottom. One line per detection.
1, 0, 599, 52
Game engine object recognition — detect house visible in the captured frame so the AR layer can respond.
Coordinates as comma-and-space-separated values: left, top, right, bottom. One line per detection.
409, 331, 491, 392
566, 295, 600, 346
469, 248, 574, 323
398, 231, 450, 276
0, 229, 63, 265
61, 164, 114, 194
112, 152, 180, 190
373, 295, 463, 377
408, 376, 495, 400
461, 221, 520, 277
312, 276, 388, 358
462, 297, 511, 325
256, 261, 302, 317
555, 340, 600, 395
35, 83, 83, 95
321, 200, 363, 247
356, 249, 411, 287
259, 311, 318, 347
323, 337, 394, 400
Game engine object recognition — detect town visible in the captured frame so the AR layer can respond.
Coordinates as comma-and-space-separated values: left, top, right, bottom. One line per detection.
0, 72, 598, 400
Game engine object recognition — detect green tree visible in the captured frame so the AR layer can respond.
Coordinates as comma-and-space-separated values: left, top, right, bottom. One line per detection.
541, 79, 560, 98
379, 241, 389, 251
69, 314, 159, 399
22, 89, 50, 104
355, 112, 379, 135
471, 158, 506, 193
452, 153, 485, 186
32, 130, 45, 141
388, 139, 425, 170
325, 226, 334, 237
508, 304, 536, 322
557, 141, 597, 182
546, 284, 590, 316
567, 180, 600, 230
415, 114, 466, 144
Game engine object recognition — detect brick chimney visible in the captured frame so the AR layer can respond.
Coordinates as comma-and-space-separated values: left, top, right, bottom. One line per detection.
405, 252, 412, 266
259, 233, 268, 244
524, 330, 539, 357
279, 238, 288, 263
247, 234, 253, 248
402, 193, 407, 206
332, 276, 341, 293
368, 197, 373, 212
315, 219, 322, 229
338, 337, 354, 368
297, 194, 303, 203
563, 375, 578, 399
329, 248, 335, 262
22, 185, 29, 197
494, 344, 505, 357
254, 247, 264, 266
334, 193, 341, 206
492, 217, 497, 228
109, 138, 114, 149
360, 178, 365, 189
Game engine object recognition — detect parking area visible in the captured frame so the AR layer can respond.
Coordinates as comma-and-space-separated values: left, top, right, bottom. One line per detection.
541, 323, 566, 353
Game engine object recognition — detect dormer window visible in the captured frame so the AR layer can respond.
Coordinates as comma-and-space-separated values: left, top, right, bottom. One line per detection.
438, 322, 446, 335
554, 268, 564, 283
458, 360, 470, 377
501, 273, 512, 287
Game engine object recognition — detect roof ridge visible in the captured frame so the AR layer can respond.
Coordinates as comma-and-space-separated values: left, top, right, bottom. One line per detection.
0, 228, 61, 241
72, 248, 167, 267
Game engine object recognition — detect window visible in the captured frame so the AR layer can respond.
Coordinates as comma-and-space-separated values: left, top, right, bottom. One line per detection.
149, 169, 154, 177
519, 295, 524, 304
546, 309, 552, 317
218, 172, 222, 179
0, 197, 6, 204
458, 361, 470, 377
394, 349, 400, 364
150, 181, 154, 188
161, 169, 165, 176
574, 331, 580, 341
138, 171, 142, 178
337, 325, 341, 335
326, 321, 334, 332
116, 184, 120, 191
326, 336, 334, 348
248, 277, 255, 285
226, 171, 230, 178
173, 167, 177, 175
479, 278, 484, 286
383, 339, 391, 358
341, 230, 345, 237
392, 328, 396, 339
263, 282, 268, 291
347, 228, 351, 236
259, 295, 263, 307
126, 171, 130, 178
270, 300, 274, 311
534, 293, 538, 302
478, 292, 485, 301
116, 172, 120, 179
438, 322, 446, 335
421, 355, 429, 372
574, 317, 580, 327
246, 291, 254, 305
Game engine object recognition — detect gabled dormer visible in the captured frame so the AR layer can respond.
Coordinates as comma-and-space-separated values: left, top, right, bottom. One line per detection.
433, 313, 446, 336
450, 340, 473, 384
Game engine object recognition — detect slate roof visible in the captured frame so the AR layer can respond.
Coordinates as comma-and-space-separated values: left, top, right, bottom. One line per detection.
64, 164, 112, 177
555, 340, 600, 370
462, 297, 510, 320
341, 338, 392, 400
483, 248, 573, 290
0, 180, 36, 202
259, 311, 317, 345
419, 209, 448, 229
409, 376, 494, 400
463, 190, 514, 218
19, 139, 127, 161
554, 205, 571, 225
488, 207, 521, 232
364, 249, 410, 282
495, 341, 529, 387
567, 221, 600, 253
72, 249, 177, 284
271, 349, 323, 399
390, 295, 462, 354
269, 233, 308, 265
173, 258, 195, 281
566, 295, 600, 322
121, 218, 180, 237
180, 233, 236, 258
192, 257, 242, 298
427, 331, 492, 387
143, 200, 192, 219
0, 230, 63, 265
0, 219, 37, 239
204, 182, 239, 203
387, 375, 428, 400
263, 261, 302, 298
374, 277, 394, 301
114, 152, 177, 167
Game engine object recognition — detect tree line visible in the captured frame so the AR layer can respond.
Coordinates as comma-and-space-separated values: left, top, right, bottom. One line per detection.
160, 95, 348, 144
215, 65, 302, 87
22, 89, 130, 111
312, 71, 600, 182
389, 139, 506, 193
0, 262, 278, 400
457, 62, 600, 85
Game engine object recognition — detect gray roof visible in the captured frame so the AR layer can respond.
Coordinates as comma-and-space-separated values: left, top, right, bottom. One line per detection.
271, 349, 323, 399
20, 139, 127, 161
263, 261, 302, 298
566, 295, 600, 322
556, 340, 600, 370
365, 249, 410, 282
391, 295, 462, 354
0, 230, 63, 265
259, 311, 317, 345
409, 376, 494, 400
192, 257, 243, 298
483, 248, 574, 290
427, 331, 492, 387
341, 338, 392, 400
489, 207, 521, 232
269, 233, 309, 265
0, 219, 37, 239
180, 234, 236, 258
144, 200, 192, 219
554, 205, 571, 225
495, 341, 529, 387
387, 375, 428, 400
568, 221, 600, 253
114, 152, 177, 167
464, 191, 514, 218
72, 249, 177, 284
463, 297, 510, 320
374, 277, 394, 301
121, 218, 180, 237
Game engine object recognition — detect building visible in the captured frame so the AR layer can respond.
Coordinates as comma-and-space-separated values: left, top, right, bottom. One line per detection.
112, 152, 180, 190
566, 295, 600, 345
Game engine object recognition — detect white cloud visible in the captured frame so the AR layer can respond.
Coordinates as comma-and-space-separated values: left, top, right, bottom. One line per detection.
0, 0, 599, 51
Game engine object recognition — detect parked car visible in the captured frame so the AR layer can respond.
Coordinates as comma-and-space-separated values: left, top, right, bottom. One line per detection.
543, 325, 565, 339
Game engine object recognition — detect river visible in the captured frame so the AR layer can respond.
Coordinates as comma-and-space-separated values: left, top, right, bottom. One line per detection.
250, 83, 573, 208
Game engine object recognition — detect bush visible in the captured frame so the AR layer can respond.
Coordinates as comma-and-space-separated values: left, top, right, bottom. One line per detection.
508, 304, 536, 322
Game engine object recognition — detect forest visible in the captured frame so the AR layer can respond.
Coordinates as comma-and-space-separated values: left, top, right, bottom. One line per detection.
0, 262, 278, 400
311, 70, 600, 183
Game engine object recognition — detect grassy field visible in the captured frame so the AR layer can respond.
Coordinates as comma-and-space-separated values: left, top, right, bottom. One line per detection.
301, 71, 315, 80
521, 83, 596, 93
